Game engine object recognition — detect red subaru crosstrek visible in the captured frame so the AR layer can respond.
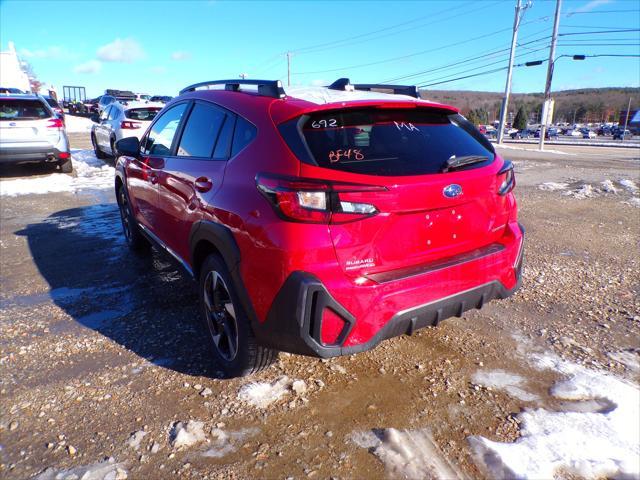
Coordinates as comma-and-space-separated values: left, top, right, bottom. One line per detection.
114, 79, 524, 377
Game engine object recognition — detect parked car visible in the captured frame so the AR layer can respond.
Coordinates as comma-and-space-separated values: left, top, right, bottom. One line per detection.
113, 78, 524, 377
511, 129, 533, 139
150, 95, 173, 104
42, 95, 65, 121
0, 94, 72, 172
533, 128, 558, 139
565, 129, 582, 137
583, 130, 597, 139
135, 93, 151, 102
612, 128, 631, 140
98, 90, 137, 113
0, 87, 26, 94
91, 101, 164, 158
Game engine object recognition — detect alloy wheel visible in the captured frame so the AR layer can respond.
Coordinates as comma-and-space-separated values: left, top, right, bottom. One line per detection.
202, 271, 239, 362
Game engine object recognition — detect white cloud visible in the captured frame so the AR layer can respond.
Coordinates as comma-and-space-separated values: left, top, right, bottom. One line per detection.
171, 51, 191, 61
96, 38, 144, 63
568, 0, 613, 15
20, 46, 75, 60
74, 60, 102, 74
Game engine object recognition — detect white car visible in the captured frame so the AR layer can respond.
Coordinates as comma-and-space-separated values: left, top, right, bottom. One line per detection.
583, 130, 597, 139
566, 129, 582, 137
135, 93, 151, 102
91, 101, 163, 158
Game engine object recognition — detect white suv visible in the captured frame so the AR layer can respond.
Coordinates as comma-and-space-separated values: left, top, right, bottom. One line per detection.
91, 101, 164, 158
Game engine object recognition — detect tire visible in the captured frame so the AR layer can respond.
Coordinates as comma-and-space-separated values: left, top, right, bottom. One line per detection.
59, 157, 73, 173
92, 134, 107, 159
116, 184, 150, 252
199, 254, 277, 378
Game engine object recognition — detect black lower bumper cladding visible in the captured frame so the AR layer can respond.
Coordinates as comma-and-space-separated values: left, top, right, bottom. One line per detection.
259, 272, 522, 359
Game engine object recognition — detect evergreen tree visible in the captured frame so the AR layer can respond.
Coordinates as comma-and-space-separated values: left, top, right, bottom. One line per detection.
513, 105, 528, 130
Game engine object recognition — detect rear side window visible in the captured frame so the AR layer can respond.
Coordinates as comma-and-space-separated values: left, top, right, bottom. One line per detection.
231, 117, 257, 156
0, 99, 51, 120
143, 103, 187, 156
288, 109, 494, 176
177, 103, 226, 157
126, 108, 161, 121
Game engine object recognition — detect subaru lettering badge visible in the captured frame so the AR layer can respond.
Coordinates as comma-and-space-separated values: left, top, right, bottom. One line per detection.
443, 184, 463, 198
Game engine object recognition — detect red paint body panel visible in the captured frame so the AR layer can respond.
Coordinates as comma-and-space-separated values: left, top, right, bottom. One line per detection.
116, 85, 523, 356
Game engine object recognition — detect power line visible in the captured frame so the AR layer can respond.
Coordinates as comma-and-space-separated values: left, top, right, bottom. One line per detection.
557, 42, 640, 46
290, 2, 471, 55
418, 66, 509, 88
559, 28, 640, 36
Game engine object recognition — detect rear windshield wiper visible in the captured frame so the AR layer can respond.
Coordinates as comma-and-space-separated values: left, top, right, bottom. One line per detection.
442, 155, 488, 173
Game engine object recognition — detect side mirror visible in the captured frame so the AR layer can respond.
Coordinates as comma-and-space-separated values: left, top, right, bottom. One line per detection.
115, 136, 140, 158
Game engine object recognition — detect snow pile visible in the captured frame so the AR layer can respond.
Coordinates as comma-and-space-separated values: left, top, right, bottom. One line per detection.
34, 458, 127, 480
350, 428, 464, 479
238, 376, 292, 408
600, 179, 618, 193
564, 183, 596, 199
624, 197, 640, 207
169, 420, 207, 449
619, 179, 639, 194
470, 352, 640, 479
64, 114, 94, 133
202, 427, 259, 458
537, 182, 569, 191
494, 144, 575, 155
471, 370, 538, 402
0, 149, 113, 197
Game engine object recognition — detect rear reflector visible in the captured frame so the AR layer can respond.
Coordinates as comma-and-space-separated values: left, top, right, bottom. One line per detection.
58, 152, 70, 159
320, 309, 346, 345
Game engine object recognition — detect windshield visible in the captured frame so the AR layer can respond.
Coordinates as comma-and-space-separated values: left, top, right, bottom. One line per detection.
0, 99, 51, 120
290, 108, 494, 176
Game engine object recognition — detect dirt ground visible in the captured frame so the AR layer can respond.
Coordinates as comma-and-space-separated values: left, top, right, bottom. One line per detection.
1, 133, 639, 479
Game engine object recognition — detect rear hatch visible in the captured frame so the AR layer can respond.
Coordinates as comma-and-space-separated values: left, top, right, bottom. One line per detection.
279, 105, 512, 278
123, 106, 163, 136
0, 98, 59, 145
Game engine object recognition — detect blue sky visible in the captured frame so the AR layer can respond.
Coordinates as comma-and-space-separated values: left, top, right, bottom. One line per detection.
1, 0, 638, 98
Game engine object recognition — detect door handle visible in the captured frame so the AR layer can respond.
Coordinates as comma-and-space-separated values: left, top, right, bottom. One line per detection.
194, 177, 213, 193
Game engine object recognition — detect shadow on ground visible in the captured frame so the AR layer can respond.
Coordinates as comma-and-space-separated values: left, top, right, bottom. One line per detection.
14, 203, 222, 378
0, 162, 62, 179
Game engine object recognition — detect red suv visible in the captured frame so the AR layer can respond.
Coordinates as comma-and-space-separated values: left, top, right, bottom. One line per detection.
114, 79, 524, 377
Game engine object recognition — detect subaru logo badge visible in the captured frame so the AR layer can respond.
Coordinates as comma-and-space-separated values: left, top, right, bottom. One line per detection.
443, 184, 462, 198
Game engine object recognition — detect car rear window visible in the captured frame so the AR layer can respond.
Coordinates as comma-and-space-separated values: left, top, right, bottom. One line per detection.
0, 99, 51, 120
126, 108, 161, 121
44, 97, 60, 108
283, 108, 495, 176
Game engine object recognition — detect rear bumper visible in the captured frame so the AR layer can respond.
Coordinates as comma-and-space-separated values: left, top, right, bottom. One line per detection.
256, 223, 524, 357
0, 145, 69, 164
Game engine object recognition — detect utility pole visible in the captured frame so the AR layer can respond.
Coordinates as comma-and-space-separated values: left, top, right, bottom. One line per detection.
622, 96, 632, 141
239, 73, 247, 80
286, 52, 291, 87
497, 0, 530, 145
539, 0, 562, 151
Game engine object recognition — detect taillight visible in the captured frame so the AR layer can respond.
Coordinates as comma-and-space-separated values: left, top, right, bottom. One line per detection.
121, 121, 142, 129
46, 118, 64, 129
256, 174, 384, 224
498, 160, 515, 195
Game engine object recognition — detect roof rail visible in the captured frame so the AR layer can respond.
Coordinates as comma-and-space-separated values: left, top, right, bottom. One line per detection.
327, 77, 419, 98
179, 79, 286, 98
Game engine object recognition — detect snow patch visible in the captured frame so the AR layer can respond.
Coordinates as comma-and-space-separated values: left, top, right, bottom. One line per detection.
64, 114, 94, 133
563, 183, 596, 199
537, 182, 569, 191
599, 179, 618, 194
623, 197, 640, 207
472, 370, 539, 402
0, 149, 113, 196
470, 351, 640, 480
126, 430, 147, 450
619, 179, 639, 194
351, 428, 464, 479
34, 458, 127, 480
608, 350, 640, 373
169, 420, 206, 449
201, 427, 259, 458
238, 376, 291, 408
495, 144, 575, 155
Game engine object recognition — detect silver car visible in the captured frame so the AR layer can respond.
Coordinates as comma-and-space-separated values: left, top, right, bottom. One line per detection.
0, 94, 72, 172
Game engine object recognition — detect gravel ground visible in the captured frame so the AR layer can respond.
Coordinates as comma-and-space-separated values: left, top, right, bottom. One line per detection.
1, 131, 639, 479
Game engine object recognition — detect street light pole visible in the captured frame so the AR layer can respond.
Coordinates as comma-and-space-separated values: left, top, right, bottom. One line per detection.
497, 0, 529, 145
539, 0, 562, 151
286, 52, 291, 87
